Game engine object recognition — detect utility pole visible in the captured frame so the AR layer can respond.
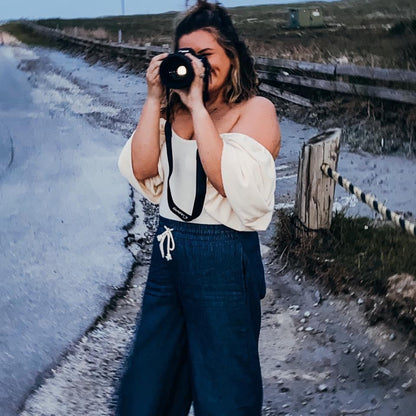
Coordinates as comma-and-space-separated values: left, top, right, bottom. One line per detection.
119, 0, 125, 44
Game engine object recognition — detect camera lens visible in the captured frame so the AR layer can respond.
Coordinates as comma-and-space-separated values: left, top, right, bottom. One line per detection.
160, 53, 194, 89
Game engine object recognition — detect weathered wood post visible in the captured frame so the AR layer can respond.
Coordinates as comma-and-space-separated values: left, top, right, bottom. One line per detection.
295, 128, 341, 236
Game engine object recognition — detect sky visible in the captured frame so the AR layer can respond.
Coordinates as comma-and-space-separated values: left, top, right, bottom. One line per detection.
1, 0, 334, 22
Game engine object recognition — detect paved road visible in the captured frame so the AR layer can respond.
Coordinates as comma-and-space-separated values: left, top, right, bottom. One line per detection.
0, 44, 133, 415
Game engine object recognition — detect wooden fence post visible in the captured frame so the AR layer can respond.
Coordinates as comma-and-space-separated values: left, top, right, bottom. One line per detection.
295, 128, 341, 236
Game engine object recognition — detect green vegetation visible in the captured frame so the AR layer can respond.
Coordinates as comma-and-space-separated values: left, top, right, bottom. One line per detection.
0, 22, 60, 47
389, 19, 416, 35
274, 209, 416, 296
35, 13, 177, 46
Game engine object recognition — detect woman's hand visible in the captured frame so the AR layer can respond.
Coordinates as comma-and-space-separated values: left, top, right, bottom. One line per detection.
146, 53, 169, 101
173, 53, 206, 112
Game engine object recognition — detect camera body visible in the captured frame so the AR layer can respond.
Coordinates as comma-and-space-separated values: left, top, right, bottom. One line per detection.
159, 48, 211, 90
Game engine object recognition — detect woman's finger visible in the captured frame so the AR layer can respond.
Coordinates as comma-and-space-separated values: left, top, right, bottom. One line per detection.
151, 52, 169, 63
185, 54, 205, 79
147, 53, 168, 73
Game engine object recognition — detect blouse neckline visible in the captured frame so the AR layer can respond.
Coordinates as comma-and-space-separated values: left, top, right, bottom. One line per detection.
171, 127, 196, 144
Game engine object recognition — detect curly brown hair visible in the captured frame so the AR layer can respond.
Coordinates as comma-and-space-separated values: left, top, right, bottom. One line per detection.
173, 0, 258, 104
163, 0, 258, 119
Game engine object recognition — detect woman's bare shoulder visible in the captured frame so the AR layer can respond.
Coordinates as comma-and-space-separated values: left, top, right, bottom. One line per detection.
232, 96, 281, 158
244, 95, 276, 111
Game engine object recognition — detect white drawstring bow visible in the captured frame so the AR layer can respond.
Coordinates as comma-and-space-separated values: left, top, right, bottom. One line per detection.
157, 226, 175, 261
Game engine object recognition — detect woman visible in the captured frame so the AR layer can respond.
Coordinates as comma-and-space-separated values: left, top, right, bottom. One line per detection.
116, 1, 281, 415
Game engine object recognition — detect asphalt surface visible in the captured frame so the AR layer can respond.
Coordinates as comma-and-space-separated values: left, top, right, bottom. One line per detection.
0, 43, 133, 415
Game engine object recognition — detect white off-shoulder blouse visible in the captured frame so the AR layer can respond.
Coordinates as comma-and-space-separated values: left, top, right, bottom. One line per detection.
118, 118, 276, 231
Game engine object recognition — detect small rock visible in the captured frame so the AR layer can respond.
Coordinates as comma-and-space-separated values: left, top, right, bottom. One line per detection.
392, 388, 401, 397
260, 244, 270, 257
389, 333, 396, 341
314, 290, 321, 305
300, 318, 306, 324
373, 367, 392, 379
297, 326, 304, 332
304, 311, 311, 318
357, 298, 364, 305
317, 384, 328, 392
402, 379, 413, 391
305, 326, 313, 332
377, 355, 386, 364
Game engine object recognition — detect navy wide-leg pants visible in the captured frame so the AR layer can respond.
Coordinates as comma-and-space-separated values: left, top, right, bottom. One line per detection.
116, 216, 266, 416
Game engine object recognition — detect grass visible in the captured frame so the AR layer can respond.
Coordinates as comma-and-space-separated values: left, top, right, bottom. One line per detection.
273, 209, 416, 335
274, 210, 416, 294
0, 22, 60, 48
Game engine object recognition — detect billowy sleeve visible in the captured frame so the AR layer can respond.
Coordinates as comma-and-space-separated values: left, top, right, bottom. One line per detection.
205, 132, 276, 231
117, 119, 166, 204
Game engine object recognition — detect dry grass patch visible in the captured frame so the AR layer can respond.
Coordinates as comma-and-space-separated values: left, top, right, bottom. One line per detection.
273, 209, 416, 338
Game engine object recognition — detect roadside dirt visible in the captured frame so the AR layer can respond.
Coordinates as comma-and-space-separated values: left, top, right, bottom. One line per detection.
260, 219, 416, 416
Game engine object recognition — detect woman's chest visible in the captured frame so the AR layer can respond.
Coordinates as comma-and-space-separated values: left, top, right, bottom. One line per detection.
171, 108, 241, 140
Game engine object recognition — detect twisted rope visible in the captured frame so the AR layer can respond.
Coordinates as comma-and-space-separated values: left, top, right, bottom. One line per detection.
321, 163, 416, 237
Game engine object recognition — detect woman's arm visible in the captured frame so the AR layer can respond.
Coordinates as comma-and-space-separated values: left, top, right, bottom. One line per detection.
131, 53, 168, 181
191, 106, 226, 196
185, 97, 281, 198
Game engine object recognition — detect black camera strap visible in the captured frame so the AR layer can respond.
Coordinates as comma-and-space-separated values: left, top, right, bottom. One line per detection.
164, 119, 207, 222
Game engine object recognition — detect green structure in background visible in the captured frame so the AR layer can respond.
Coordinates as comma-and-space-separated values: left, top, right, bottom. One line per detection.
288, 8, 324, 29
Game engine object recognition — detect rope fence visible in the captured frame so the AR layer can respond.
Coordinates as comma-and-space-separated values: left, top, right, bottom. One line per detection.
321, 163, 416, 237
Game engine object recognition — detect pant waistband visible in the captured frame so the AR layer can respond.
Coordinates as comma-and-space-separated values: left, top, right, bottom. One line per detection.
158, 216, 256, 240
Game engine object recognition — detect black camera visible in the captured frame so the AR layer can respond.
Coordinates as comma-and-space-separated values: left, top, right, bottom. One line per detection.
159, 48, 211, 90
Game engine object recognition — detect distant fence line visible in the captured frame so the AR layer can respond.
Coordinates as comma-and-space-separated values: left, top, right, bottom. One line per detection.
23, 22, 416, 106
23, 22, 168, 61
